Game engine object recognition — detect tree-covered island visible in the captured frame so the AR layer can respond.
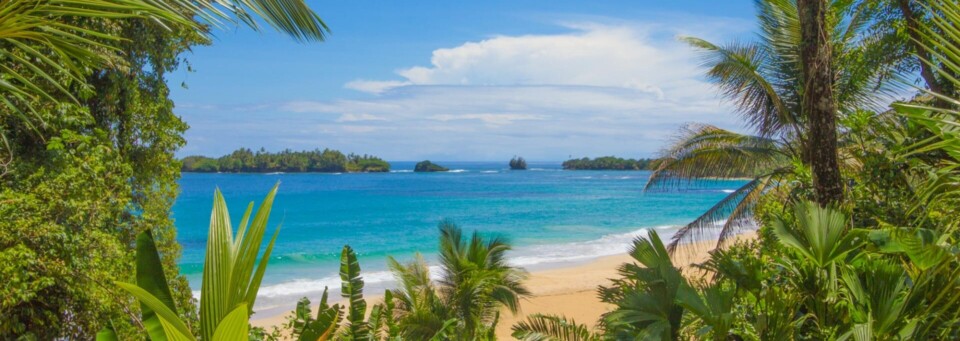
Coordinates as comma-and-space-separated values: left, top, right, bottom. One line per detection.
561, 156, 656, 170
181, 148, 390, 173
414, 160, 449, 172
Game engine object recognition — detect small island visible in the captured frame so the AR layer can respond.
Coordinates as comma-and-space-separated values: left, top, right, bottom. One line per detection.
562, 156, 655, 170
509, 156, 527, 170
181, 148, 390, 173
414, 160, 449, 172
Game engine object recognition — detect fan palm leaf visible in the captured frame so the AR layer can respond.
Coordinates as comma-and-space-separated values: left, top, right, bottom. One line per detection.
600, 230, 687, 340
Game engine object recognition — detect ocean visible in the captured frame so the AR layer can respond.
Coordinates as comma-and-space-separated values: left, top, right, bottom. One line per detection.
173, 161, 744, 315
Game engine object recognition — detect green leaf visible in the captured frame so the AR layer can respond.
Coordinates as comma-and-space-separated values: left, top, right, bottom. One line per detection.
212, 304, 249, 341
340, 245, 368, 339
116, 282, 195, 341
135, 230, 178, 341
95, 325, 119, 341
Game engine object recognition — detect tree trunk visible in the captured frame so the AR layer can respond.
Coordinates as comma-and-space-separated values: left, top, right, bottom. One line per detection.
798, 0, 843, 206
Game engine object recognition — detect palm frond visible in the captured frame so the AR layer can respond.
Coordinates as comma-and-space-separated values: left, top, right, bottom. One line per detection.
339, 245, 368, 339
646, 124, 788, 191
666, 174, 780, 254
682, 36, 794, 136
512, 314, 598, 341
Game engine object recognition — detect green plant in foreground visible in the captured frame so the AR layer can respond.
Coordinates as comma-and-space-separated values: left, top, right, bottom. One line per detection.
281, 245, 400, 341
101, 184, 280, 340
389, 221, 530, 340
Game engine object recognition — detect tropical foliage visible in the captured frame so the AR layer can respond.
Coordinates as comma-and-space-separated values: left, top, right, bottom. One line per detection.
514, 0, 960, 339
182, 148, 391, 173
645, 0, 914, 251
387, 221, 530, 340
99, 185, 280, 340
0, 0, 329, 338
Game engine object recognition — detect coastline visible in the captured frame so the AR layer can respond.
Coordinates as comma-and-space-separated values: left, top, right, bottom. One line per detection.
250, 230, 756, 339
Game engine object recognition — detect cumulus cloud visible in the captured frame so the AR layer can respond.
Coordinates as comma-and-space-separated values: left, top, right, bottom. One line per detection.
181, 19, 748, 160
346, 23, 707, 102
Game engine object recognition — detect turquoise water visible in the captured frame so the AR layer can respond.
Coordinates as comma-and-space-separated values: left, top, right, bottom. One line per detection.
173, 161, 744, 313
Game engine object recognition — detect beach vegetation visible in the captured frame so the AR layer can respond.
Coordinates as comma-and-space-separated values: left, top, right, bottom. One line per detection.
388, 221, 530, 340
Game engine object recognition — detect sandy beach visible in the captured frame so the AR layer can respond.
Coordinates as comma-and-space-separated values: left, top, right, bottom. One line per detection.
251, 231, 755, 339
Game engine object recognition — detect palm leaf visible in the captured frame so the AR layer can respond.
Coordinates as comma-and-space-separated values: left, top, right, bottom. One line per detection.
211, 304, 249, 341
199, 183, 280, 340
645, 124, 788, 190
135, 230, 179, 341
512, 314, 598, 341
772, 201, 865, 267
682, 37, 794, 136
339, 245, 368, 339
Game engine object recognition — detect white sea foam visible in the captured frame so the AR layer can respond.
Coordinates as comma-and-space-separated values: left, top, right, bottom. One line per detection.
391, 170, 413, 173
242, 226, 683, 313
508, 226, 676, 267
481, 170, 498, 173
265, 172, 284, 175
448, 169, 467, 173
721, 189, 736, 193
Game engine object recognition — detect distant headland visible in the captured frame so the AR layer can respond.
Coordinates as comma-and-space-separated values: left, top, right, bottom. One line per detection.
561, 156, 656, 170
181, 148, 390, 173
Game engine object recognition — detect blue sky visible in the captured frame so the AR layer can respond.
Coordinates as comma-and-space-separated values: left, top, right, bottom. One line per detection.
171, 1, 758, 161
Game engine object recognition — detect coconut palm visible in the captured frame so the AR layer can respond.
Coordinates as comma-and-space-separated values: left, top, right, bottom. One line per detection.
646, 0, 905, 252
388, 221, 530, 340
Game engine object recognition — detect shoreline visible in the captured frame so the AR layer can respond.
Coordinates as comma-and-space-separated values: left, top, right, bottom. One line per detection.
250, 230, 756, 339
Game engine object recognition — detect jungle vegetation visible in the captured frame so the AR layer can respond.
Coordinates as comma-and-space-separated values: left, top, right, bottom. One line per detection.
181, 148, 391, 173
6, 0, 960, 340
561, 156, 656, 170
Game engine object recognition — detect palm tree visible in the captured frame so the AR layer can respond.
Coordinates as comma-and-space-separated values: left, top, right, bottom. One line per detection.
512, 231, 691, 340
388, 221, 530, 340
646, 0, 904, 251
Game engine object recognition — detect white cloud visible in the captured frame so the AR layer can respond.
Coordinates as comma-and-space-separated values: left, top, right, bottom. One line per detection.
344, 80, 412, 94
337, 113, 388, 122
346, 23, 710, 103
428, 113, 547, 126
181, 19, 748, 160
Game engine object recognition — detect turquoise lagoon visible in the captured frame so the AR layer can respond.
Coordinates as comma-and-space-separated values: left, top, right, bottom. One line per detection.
173, 161, 744, 314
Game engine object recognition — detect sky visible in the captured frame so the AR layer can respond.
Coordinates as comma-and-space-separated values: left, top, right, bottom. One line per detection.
170, 0, 759, 161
